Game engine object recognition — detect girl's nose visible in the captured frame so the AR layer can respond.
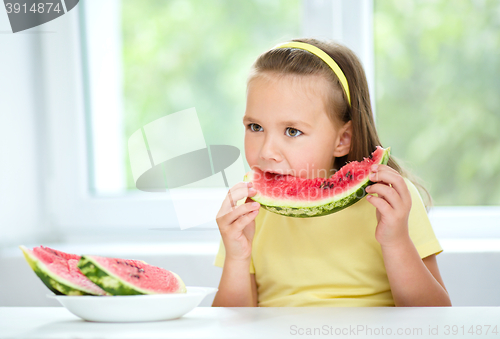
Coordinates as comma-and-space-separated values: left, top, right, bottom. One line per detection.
260, 136, 282, 162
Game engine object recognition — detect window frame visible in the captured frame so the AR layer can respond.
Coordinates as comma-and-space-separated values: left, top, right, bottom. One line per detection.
41, 0, 500, 240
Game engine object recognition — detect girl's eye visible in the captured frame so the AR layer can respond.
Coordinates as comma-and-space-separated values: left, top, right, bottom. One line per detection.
285, 127, 303, 138
248, 123, 263, 132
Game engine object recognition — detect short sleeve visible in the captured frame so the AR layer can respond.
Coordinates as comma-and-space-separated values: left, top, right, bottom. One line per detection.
212, 197, 256, 274
213, 238, 256, 274
213, 237, 226, 268
405, 178, 443, 258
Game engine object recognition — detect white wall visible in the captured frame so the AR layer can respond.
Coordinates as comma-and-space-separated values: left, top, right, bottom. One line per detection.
0, 8, 54, 247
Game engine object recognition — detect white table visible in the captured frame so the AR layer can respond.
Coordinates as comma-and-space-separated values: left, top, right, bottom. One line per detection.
1, 307, 499, 338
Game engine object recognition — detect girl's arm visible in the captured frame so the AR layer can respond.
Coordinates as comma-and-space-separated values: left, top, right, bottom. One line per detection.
212, 182, 260, 307
212, 258, 258, 307
366, 164, 451, 307
381, 238, 451, 307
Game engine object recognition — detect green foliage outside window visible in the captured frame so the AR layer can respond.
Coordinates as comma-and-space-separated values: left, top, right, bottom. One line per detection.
374, 0, 500, 205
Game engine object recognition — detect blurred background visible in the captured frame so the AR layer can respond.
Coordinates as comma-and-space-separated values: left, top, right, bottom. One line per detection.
110, 0, 500, 205
0, 0, 499, 307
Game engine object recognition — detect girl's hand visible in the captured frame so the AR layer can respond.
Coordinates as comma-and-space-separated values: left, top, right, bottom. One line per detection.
216, 181, 260, 262
365, 164, 412, 248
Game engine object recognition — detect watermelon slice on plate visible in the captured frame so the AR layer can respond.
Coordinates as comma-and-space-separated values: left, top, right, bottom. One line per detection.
77, 255, 187, 295
244, 146, 391, 218
19, 245, 108, 296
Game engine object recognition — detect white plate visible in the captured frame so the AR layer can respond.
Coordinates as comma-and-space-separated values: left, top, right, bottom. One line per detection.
47, 286, 218, 322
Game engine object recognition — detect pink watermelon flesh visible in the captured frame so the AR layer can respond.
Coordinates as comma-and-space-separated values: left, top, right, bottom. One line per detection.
245, 146, 390, 217
87, 256, 184, 294
30, 246, 107, 295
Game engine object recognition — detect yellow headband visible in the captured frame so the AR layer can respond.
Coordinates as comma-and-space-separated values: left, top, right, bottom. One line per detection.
272, 41, 351, 107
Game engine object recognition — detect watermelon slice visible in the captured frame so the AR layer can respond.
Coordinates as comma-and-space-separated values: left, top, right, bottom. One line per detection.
77, 255, 187, 295
19, 245, 108, 296
244, 146, 391, 218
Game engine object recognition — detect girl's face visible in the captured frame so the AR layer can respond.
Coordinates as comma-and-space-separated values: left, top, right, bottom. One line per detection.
243, 73, 352, 179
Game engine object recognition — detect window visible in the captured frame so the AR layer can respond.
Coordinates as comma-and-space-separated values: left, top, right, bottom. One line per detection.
42, 0, 498, 240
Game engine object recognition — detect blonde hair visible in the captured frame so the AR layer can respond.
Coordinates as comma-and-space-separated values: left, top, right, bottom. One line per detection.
247, 37, 433, 212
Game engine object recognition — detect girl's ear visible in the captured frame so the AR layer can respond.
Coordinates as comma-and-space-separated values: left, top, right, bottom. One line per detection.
333, 120, 352, 157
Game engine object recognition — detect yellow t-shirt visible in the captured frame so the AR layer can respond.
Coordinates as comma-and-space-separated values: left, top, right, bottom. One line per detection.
213, 178, 443, 307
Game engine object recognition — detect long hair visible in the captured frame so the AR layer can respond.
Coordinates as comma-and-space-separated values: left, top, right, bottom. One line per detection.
247, 37, 433, 212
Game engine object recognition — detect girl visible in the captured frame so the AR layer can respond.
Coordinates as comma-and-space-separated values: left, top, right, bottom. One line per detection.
211, 38, 451, 307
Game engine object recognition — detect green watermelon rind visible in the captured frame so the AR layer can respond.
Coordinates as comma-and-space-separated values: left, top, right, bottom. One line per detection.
77, 255, 187, 295
244, 147, 391, 218
19, 245, 105, 296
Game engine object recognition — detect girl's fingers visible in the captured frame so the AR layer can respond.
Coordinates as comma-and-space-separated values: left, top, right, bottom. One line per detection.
232, 208, 259, 233
227, 182, 252, 208
366, 183, 401, 210
366, 194, 392, 215
220, 201, 260, 229
220, 182, 256, 214
369, 166, 411, 208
